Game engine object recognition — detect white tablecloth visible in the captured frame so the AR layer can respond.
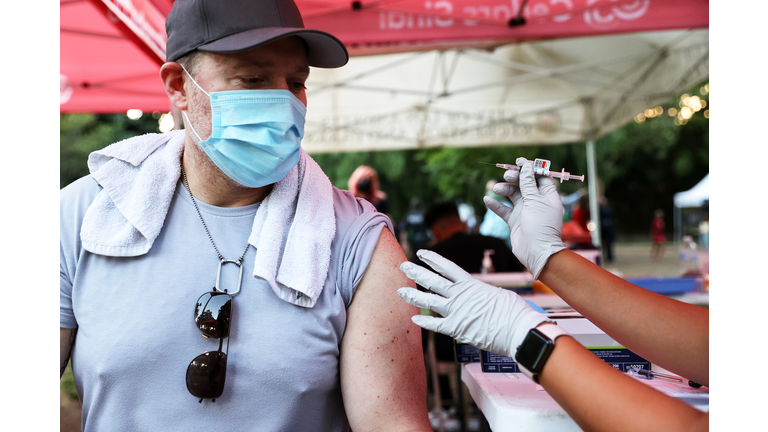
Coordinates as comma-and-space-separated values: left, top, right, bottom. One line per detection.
461, 363, 709, 432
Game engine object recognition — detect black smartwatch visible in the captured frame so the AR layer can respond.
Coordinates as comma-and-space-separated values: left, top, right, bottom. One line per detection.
515, 324, 570, 383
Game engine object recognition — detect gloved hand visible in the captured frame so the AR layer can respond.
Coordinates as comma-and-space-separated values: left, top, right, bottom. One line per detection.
484, 157, 567, 280
397, 249, 551, 358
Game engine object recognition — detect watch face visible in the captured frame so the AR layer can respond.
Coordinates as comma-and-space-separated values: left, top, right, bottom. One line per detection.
515, 328, 555, 373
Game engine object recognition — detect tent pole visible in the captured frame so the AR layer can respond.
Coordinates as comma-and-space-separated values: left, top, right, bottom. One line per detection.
586, 138, 602, 251
583, 97, 602, 257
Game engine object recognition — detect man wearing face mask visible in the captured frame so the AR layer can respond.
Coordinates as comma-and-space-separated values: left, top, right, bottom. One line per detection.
59, 1, 430, 431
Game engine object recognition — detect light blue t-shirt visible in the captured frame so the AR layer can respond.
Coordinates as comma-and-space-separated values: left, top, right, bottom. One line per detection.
479, 204, 512, 250
60, 176, 392, 431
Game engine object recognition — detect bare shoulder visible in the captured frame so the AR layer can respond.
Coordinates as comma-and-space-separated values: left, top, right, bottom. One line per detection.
339, 229, 430, 431
362, 228, 414, 282
345, 228, 417, 341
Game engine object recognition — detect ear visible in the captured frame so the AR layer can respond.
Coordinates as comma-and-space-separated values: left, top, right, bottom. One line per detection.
160, 62, 188, 111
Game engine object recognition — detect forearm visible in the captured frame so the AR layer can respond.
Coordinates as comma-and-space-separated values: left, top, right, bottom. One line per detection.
539, 250, 709, 386
60, 327, 77, 377
539, 333, 709, 432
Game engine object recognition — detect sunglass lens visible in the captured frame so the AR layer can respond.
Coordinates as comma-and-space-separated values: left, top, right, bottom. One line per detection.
194, 292, 232, 339
186, 351, 227, 399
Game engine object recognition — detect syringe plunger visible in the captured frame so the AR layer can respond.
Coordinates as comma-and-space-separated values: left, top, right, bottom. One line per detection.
550, 168, 585, 183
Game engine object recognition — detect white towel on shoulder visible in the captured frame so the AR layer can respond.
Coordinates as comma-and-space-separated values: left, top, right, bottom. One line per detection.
80, 130, 336, 308
81, 131, 185, 257
249, 151, 336, 308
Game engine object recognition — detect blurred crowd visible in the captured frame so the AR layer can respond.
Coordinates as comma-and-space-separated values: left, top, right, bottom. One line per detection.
346, 165, 617, 272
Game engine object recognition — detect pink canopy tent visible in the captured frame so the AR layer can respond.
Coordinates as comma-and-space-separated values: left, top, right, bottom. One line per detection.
60, 0, 707, 114
60, 0, 170, 113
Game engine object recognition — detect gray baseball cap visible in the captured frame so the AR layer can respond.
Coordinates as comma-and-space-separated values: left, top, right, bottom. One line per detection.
165, 0, 349, 68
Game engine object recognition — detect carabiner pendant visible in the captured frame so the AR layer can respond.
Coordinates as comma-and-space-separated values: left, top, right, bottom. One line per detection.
214, 259, 244, 296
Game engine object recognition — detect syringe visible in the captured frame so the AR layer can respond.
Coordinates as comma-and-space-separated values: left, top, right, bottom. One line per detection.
479, 159, 585, 183
628, 366, 703, 388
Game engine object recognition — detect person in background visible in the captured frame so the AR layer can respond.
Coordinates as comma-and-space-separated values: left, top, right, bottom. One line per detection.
398, 158, 708, 432
479, 179, 513, 251
420, 201, 525, 274
650, 208, 666, 261
398, 197, 432, 262
560, 188, 584, 219
571, 194, 591, 233
60, 1, 430, 431
599, 197, 616, 263
561, 218, 595, 250
348, 165, 390, 215
698, 219, 709, 252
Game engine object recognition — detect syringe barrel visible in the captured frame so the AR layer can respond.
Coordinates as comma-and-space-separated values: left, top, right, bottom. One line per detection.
495, 163, 584, 182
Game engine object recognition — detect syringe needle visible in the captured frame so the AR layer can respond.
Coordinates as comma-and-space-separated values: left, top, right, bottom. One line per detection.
478, 162, 519, 171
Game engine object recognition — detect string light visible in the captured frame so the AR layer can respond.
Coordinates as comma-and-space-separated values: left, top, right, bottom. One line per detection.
636, 83, 708, 126
159, 113, 175, 132
126, 109, 143, 120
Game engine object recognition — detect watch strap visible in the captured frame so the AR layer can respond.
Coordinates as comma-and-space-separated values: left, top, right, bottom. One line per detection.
536, 323, 570, 342
518, 324, 570, 382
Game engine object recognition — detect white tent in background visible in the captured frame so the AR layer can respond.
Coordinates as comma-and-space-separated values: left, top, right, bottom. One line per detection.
303, 29, 709, 152
61, 0, 708, 254
674, 174, 709, 208
303, 29, 709, 249
674, 174, 709, 243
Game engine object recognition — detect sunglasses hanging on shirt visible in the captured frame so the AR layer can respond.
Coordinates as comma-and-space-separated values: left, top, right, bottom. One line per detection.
187, 291, 232, 402
182, 167, 250, 402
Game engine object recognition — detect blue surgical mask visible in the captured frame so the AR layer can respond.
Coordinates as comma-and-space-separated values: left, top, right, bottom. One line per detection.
181, 67, 306, 188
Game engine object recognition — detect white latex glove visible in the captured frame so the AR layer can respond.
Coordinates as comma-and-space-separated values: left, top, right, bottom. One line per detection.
397, 249, 552, 358
484, 157, 567, 280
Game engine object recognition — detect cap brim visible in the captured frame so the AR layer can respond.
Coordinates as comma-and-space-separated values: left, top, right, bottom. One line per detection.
197, 27, 348, 68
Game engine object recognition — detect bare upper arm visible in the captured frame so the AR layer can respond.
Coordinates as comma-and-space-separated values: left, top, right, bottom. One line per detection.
60, 327, 77, 378
340, 228, 431, 432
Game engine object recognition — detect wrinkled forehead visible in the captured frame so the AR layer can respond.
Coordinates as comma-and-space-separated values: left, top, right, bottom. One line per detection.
200, 36, 309, 70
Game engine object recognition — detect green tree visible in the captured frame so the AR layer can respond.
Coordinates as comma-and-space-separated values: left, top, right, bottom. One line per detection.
60, 83, 708, 239
60, 113, 163, 188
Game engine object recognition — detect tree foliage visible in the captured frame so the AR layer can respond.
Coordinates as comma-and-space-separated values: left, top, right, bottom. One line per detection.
312, 84, 709, 238
60, 84, 708, 239
60, 113, 164, 188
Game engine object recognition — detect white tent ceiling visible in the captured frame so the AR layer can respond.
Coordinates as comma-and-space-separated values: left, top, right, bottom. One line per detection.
302, 29, 709, 153
302, 28, 708, 249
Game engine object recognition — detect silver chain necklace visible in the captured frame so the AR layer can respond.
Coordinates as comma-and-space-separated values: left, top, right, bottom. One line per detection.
182, 167, 249, 295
